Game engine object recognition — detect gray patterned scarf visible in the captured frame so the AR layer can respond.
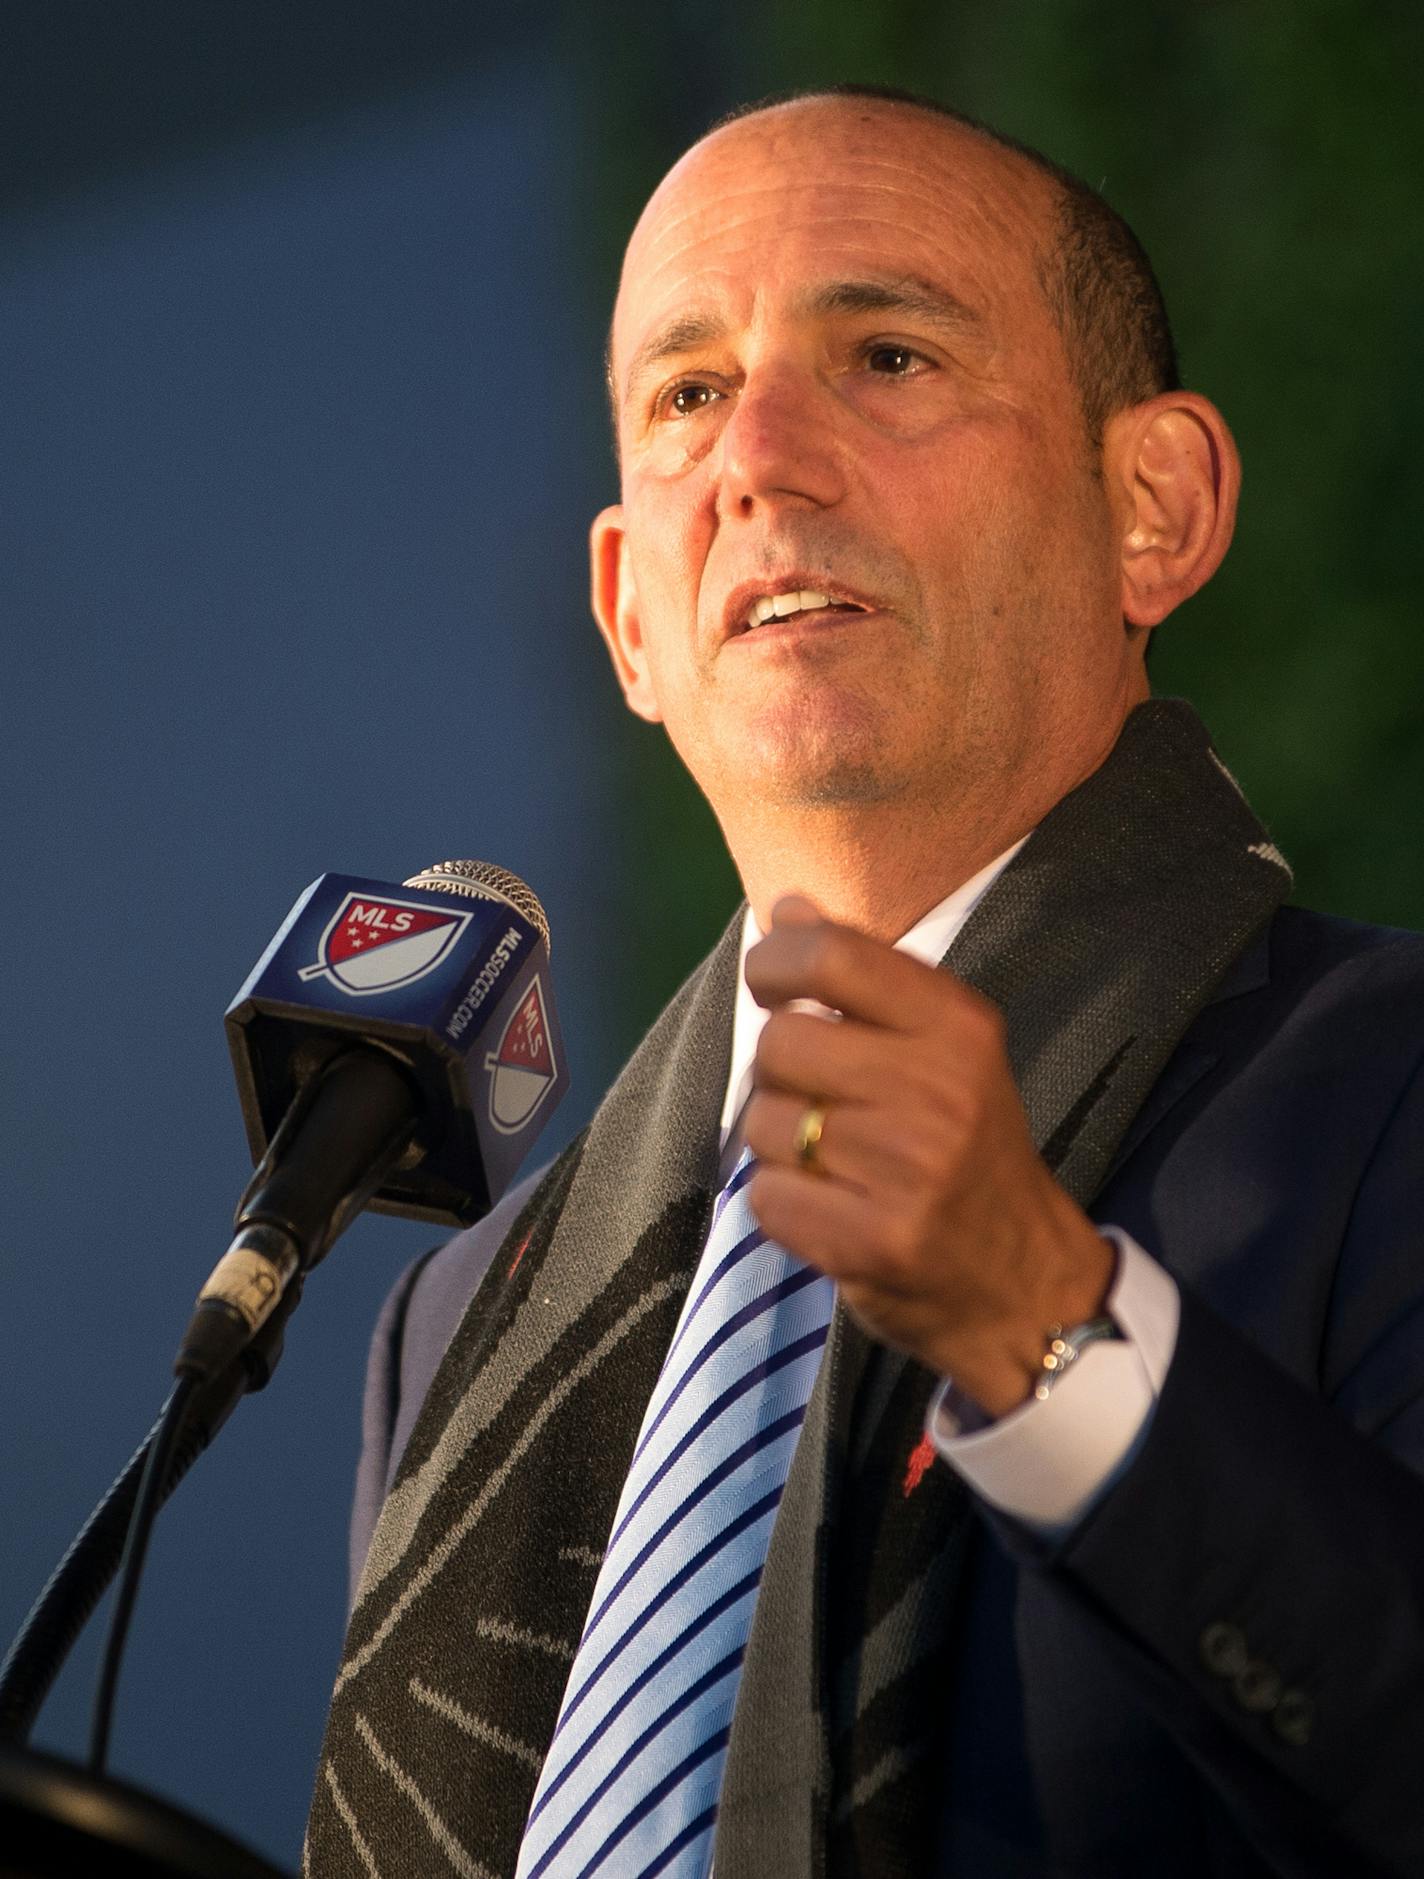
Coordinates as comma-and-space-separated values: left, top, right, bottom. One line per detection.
307, 699, 1291, 1877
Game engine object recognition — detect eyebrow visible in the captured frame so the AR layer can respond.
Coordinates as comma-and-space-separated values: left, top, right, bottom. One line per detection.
619, 274, 986, 414
802, 274, 985, 337
621, 314, 728, 413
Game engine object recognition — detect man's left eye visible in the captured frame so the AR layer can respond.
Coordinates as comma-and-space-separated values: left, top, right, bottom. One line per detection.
864, 345, 922, 376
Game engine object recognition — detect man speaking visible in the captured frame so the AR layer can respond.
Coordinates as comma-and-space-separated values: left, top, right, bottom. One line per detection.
306, 88, 1424, 1877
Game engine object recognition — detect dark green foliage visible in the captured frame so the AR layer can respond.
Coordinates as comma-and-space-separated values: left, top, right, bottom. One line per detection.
566, 1, 1424, 1042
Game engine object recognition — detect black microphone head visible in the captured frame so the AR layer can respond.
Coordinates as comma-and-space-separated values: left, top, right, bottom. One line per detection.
402, 859, 551, 953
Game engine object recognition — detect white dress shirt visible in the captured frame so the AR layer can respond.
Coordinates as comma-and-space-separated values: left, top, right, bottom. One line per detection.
716, 848, 1181, 1531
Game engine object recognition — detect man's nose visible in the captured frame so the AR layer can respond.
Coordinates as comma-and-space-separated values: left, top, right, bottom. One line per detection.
716, 368, 845, 518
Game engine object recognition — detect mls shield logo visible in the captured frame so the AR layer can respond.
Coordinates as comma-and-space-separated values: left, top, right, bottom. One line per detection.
485, 976, 557, 1133
299, 893, 472, 996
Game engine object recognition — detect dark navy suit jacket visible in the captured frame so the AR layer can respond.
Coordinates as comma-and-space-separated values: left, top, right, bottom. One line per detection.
349, 907, 1424, 1877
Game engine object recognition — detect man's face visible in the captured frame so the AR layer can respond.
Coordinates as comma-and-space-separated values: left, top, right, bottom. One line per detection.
595, 100, 1139, 824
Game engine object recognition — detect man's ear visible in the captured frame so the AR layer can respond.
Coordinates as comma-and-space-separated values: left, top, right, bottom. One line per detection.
1108, 393, 1241, 629
590, 504, 663, 723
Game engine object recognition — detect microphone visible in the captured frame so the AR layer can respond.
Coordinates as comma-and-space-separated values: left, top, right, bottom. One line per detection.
176, 859, 567, 1381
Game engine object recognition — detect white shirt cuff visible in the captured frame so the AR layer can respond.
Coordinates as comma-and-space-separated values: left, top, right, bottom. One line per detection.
926, 1228, 1180, 1530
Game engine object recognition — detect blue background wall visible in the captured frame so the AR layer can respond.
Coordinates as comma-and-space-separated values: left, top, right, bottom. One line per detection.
1, 45, 625, 1868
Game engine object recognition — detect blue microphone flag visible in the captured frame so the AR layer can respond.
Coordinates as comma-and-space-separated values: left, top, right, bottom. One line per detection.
225, 868, 567, 1226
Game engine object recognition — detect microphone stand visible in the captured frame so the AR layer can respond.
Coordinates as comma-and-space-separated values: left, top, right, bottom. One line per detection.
0, 1292, 302, 1876
0, 1045, 421, 1873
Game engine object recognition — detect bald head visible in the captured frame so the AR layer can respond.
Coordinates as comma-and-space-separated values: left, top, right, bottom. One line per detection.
613, 88, 1179, 448
611, 95, 1058, 437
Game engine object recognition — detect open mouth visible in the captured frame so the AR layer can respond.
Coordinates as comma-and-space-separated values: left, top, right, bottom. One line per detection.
739, 588, 872, 633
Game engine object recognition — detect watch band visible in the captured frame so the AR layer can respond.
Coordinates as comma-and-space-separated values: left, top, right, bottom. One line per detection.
1033, 1313, 1122, 1402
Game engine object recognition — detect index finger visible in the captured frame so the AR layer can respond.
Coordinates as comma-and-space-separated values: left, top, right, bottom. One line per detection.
744, 910, 965, 1033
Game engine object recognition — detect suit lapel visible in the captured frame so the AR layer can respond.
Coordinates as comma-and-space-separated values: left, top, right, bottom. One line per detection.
1102, 922, 1273, 1182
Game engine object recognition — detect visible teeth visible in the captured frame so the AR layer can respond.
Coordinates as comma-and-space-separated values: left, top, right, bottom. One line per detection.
747, 588, 833, 628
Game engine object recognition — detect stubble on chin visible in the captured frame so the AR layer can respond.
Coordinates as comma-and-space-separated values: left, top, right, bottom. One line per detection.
767, 755, 900, 807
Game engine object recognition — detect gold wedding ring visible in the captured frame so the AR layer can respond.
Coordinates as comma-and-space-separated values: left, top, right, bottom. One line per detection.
794, 1103, 828, 1174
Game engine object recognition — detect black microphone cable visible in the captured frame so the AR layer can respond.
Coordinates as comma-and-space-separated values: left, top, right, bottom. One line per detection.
86, 1373, 200, 1776
0, 1282, 301, 1748
78, 1036, 425, 1771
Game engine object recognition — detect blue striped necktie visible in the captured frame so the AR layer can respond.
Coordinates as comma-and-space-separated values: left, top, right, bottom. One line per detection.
513, 1149, 836, 1879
